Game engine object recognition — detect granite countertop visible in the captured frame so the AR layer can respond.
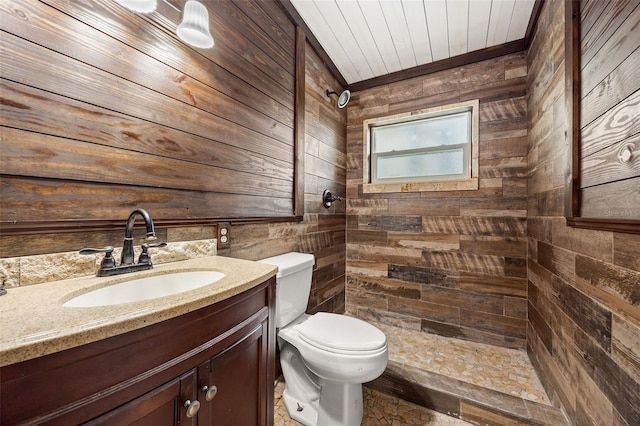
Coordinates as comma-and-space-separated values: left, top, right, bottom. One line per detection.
0, 256, 277, 367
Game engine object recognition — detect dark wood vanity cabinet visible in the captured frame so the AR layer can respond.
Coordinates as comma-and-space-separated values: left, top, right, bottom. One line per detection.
197, 323, 265, 425
87, 368, 199, 426
0, 277, 276, 426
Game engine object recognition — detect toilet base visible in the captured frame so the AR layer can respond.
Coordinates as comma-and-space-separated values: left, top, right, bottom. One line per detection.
280, 340, 365, 426
316, 381, 363, 426
283, 387, 319, 426
284, 381, 364, 426
280, 340, 320, 425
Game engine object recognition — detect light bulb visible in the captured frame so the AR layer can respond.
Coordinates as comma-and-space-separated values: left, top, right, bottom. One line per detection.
177, 1, 214, 49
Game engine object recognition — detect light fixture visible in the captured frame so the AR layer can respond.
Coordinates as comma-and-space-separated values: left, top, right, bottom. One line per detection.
177, 0, 214, 49
115, 0, 157, 14
326, 89, 351, 108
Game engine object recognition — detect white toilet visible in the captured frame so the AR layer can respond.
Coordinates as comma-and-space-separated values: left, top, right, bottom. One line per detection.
259, 252, 388, 426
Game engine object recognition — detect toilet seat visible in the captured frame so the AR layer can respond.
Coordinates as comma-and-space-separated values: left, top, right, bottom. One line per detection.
297, 313, 387, 355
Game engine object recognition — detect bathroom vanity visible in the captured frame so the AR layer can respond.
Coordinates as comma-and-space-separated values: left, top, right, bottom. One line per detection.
0, 256, 277, 425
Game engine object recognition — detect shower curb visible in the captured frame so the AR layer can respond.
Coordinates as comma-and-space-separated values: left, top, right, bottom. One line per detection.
367, 360, 569, 425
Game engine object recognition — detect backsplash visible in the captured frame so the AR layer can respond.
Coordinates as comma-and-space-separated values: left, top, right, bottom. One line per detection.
0, 239, 217, 288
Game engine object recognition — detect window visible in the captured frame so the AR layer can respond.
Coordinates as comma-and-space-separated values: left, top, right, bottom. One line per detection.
363, 100, 479, 193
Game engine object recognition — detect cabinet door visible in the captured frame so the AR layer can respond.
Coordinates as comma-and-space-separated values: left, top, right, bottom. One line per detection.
197, 322, 268, 426
86, 369, 198, 426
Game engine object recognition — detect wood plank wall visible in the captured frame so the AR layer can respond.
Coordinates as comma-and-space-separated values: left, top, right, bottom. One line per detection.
0, 1, 347, 315
0, 0, 294, 226
527, 1, 640, 424
579, 0, 640, 219
346, 52, 530, 349
217, 44, 347, 315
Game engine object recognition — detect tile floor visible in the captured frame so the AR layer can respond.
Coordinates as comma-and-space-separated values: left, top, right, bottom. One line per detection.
375, 323, 549, 404
274, 379, 472, 426
274, 322, 552, 425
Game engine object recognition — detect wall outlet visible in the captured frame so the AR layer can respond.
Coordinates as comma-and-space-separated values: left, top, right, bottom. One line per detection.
217, 222, 231, 249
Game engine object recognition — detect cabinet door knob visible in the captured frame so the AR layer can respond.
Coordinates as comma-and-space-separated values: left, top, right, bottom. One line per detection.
202, 385, 218, 401
184, 399, 201, 418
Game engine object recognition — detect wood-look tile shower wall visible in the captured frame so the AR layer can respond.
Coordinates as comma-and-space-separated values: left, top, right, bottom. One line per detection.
0, 0, 347, 315
527, 1, 640, 424
346, 52, 530, 349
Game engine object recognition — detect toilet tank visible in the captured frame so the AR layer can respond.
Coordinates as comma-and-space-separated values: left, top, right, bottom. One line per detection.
258, 252, 315, 329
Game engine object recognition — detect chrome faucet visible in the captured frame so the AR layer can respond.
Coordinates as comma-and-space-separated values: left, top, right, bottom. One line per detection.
80, 209, 166, 277
121, 208, 157, 265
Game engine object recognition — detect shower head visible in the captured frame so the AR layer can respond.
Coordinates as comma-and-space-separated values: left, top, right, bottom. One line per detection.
326, 89, 351, 108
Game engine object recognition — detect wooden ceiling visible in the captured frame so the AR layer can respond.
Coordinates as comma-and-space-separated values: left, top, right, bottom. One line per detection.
283, 0, 542, 90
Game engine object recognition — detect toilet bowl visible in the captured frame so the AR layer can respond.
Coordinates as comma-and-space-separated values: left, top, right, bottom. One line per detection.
259, 252, 388, 426
280, 312, 388, 383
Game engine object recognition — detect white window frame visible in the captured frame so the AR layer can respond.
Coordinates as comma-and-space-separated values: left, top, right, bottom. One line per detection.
363, 99, 479, 193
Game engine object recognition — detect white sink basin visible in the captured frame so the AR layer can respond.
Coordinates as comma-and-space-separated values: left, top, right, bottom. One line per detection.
63, 270, 225, 307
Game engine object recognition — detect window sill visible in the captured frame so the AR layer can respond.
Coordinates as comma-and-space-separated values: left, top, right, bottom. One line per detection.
363, 178, 479, 194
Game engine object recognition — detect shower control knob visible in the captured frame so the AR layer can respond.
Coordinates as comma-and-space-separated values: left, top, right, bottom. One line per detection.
184, 399, 200, 418
202, 384, 218, 401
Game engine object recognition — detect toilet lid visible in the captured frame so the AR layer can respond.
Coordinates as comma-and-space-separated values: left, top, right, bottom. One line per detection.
297, 313, 386, 352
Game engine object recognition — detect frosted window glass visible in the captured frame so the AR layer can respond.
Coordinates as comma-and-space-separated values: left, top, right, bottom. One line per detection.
367, 104, 475, 184
375, 149, 464, 179
373, 112, 469, 153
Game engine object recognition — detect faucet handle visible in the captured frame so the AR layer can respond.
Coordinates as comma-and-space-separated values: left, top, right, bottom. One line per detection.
139, 242, 167, 264
141, 242, 167, 250
79, 246, 116, 270
79, 246, 114, 255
